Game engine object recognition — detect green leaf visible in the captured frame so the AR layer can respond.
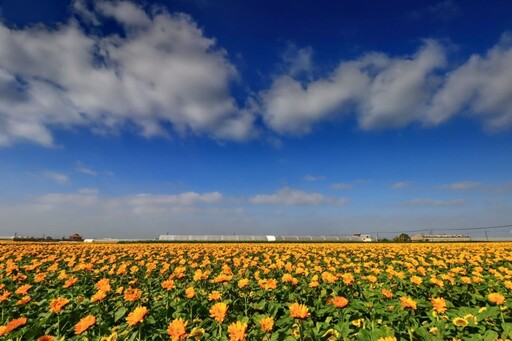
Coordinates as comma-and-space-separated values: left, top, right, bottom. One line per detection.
114, 306, 128, 322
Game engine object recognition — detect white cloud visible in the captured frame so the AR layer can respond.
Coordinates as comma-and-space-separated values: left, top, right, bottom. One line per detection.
37, 188, 99, 206
250, 187, 348, 205
427, 34, 512, 129
125, 192, 223, 206
259, 35, 512, 135
330, 182, 353, 190
0, 0, 254, 146
42, 171, 70, 185
303, 174, 325, 181
406, 198, 466, 207
260, 40, 446, 134
34, 188, 222, 215
392, 181, 413, 189
438, 181, 481, 190
282, 44, 314, 78
74, 161, 97, 176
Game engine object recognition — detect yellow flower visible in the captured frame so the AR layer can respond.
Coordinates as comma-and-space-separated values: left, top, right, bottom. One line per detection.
96, 278, 111, 292
100, 332, 118, 341
228, 321, 247, 341
453, 317, 468, 328
351, 318, 365, 328
49, 297, 70, 313
381, 289, 393, 299
210, 302, 228, 323
411, 276, 422, 286
431, 297, 447, 313
124, 288, 142, 302
463, 314, 477, 325
91, 290, 107, 303
185, 286, 195, 299
168, 318, 188, 341
237, 278, 249, 288
0, 326, 7, 337
259, 317, 274, 332
189, 327, 205, 340
126, 306, 149, 326
74, 315, 96, 334
208, 291, 222, 301
290, 302, 310, 319
63, 277, 78, 288
162, 279, 175, 291
488, 293, 506, 305
15, 284, 32, 295
400, 296, 417, 310
377, 337, 397, 341
15, 295, 31, 305
331, 296, 349, 308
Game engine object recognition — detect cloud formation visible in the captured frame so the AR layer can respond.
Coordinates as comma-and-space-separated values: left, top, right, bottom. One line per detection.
260, 40, 446, 134
74, 161, 97, 176
392, 181, 413, 189
250, 187, 348, 205
406, 198, 466, 207
427, 34, 512, 130
1, 1, 512, 147
42, 171, 70, 185
260, 36, 512, 135
0, 0, 254, 146
302, 174, 325, 182
438, 181, 481, 190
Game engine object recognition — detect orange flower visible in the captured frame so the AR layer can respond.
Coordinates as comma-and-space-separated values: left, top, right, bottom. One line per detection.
342, 273, 354, 285
400, 296, 417, 310
15, 284, 32, 295
37, 336, 54, 341
259, 317, 274, 332
228, 321, 247, 341
50, 297, 70, 313
15, 295, 31, 305
381, 289, 393, 299
95, 278, 111, 292
126, 306, 149, 326
63, 277, 78, 288
237, 278, 249, 288
431, 297, 447, 313
74, 315, 96, 334
185, 286, 195, 299
331, 296, 349, 308
290, 303, 310, 319
0, 291, 10, 302
210, 302, 228, 323
488, 293, 506, 305
34, 273, 48, 283
124, 288, 142, 302
162, 279, 175, 291
208, 291, 222, 301
258, 279, 277, 290
6, 317, 27, 333
91, 290, 107, 303
411, 276, 422, 286
168, 317, 188, 341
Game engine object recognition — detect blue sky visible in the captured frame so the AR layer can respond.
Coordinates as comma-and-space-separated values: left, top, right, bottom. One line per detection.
0, 0, 511, 238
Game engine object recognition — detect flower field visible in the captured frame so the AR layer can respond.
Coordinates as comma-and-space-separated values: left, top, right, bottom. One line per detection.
0, 242, 511, 340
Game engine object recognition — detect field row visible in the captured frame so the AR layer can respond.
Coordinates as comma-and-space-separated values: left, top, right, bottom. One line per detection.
0, 242, 511, 340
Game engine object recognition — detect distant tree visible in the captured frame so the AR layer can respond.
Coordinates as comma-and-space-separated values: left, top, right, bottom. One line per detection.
393, 233, 411, 242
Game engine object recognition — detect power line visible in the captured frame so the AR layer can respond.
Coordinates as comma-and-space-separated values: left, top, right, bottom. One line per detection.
369, 223, 512, 235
